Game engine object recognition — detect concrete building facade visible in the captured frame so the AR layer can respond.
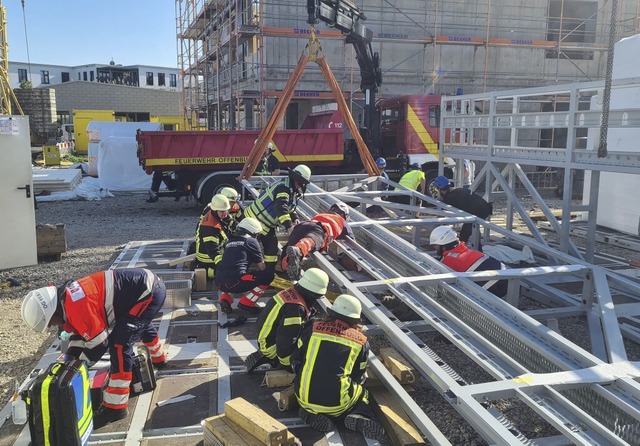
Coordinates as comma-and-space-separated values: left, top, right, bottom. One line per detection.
176, 0, 640, 131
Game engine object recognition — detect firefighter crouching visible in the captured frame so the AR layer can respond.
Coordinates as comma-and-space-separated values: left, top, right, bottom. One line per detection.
21, 268, 167, 428
245, 268, 330, 372
195, 194, 233, 279
291, 294, 386, 441
280, 203, 354, 280
242, 164, 312, 270
214, 217, 275, 314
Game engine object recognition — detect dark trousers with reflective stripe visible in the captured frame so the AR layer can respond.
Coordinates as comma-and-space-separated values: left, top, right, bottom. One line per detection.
259, 228, 279, 270
109, 281, 166, 375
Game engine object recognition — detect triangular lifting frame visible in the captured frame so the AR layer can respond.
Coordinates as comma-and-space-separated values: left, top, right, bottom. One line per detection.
239, 27, 379, 180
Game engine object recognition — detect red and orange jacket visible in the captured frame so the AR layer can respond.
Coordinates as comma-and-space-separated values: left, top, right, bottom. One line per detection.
310, 213, 353, 249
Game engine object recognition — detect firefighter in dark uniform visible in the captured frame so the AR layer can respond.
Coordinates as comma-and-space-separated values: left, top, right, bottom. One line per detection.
291, 294, 386, 441
21, 268, 166, 427
245, 268, 329, 372
195, 194, 233, 279
214, 217, 275, 314
242, 164, 312, 270
280, 203, 354, 280
430, 225, 507, 297
255, 142, 281, 176
434, 175, 493, 248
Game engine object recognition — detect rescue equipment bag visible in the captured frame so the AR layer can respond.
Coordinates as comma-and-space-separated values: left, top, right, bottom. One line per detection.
28, 359, 93, 446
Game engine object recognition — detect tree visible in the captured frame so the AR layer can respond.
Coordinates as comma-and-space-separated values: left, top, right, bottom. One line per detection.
19, 80, 32, 89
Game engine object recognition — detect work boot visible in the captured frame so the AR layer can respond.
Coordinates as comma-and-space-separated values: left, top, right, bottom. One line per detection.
146, 190, 158, 203
244, 351, 277, 373
285, 246, 303, 280
344, 413, 386, 441
93, 406, 129, 429
219, 292, 233, 314
298, 408, 335, 432
237, 301, 264, 314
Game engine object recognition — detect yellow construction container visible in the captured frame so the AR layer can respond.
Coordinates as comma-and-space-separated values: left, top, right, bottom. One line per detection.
150, 115, 189, 131
73, 110, 115, 154
43, 144, 61, 165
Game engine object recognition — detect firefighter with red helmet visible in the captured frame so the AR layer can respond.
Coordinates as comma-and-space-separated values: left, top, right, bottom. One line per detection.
20, 268, 166, 427
280, 202, 354, 280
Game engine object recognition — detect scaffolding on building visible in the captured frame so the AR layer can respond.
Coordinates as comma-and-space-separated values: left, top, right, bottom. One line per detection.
176, 0, 640, 131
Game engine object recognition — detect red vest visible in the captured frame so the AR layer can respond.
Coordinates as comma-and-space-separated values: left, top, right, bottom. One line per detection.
311, 213, 346, 248
441, 242, 488, 272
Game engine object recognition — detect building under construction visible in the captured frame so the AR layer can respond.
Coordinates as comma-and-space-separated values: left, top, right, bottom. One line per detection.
176, 0, 640, 131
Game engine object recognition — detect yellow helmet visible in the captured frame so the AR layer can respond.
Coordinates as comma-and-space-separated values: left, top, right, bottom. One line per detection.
329, 294, 362, 322
219, 187, 239, 202
210, 194, 231, 211
296, 268, 329, 295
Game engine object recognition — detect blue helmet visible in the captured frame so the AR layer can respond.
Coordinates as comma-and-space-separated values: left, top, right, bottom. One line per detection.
434, 175, 452, 189
409, 162, 421, 170
375, 157, 387, 168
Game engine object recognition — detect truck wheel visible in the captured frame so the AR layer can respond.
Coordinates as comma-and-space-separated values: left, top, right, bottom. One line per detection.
425, 170, 442, 198
198, 175, 241, 205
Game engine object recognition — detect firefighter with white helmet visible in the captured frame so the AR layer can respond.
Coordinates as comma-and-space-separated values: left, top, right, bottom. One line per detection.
280, 202, 354, 280
255, 141, 281, 176
21, 268, 167, 428
242, 164, 312, 271
195, 194, 233, 279
430, 225, 507, 297
214, 217, 275, 314
245, 267, 330, 372
291, 294, 386, 441
219, 186, 243, 217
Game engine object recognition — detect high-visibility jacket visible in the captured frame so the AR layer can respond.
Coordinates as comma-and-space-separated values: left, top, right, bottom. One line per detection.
441, 242, 506, 292
310, 213, 350, 249
256, 287, 311, 366
292, 319, 369, 417
399, 169, 425, 191
244, 178, 298, 230
195, 211, 229, 268
62, 269, 158, 358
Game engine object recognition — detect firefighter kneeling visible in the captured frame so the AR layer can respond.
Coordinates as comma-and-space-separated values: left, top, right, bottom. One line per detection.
21, 268, 167, 428
245, 268, 329, 372
291, 294, 386, 442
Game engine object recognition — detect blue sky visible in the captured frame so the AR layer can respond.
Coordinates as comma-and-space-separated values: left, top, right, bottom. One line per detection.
5, 1, 177, 68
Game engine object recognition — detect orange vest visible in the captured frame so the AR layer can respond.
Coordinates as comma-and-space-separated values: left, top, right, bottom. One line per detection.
441, 242, 488, 272
311, 213, 346, 248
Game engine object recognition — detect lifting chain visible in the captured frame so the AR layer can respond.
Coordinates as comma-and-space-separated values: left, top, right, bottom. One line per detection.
598, 0, 619, 158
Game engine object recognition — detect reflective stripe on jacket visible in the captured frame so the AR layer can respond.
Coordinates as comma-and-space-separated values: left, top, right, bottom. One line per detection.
256, 288, 310, 366
293, 319, 368, 416
62, 269, 157, 353
441, 242, 487, 272
245, 178, 295, 230
195, 211, 228, 266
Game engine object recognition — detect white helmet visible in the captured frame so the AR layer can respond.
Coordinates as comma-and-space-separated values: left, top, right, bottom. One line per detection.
210, 194, 231, 211
220, 187, 239, 202
329, 203, 350, 220
291, 164, 311, 183
21, 286, 58, 333
329, 294, 362, 321
429, 226, 458, 245
297, 268, 329, 295
237, 217, 263, 235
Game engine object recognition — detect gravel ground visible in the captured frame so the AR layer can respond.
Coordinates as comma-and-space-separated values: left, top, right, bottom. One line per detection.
1, 185, 639, 444
0, 193, 202, 411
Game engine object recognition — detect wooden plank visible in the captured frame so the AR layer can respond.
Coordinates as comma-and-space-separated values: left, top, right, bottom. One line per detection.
528, 209, 578, 221
36, 224, 67, 257
370, 387, 426, 446
202, 414, 264, 446
379, 347, 416, 384
264, 370, 295, 388
224, 397, 288, 446
277, 386, 298, 412
195, 268, 208, 291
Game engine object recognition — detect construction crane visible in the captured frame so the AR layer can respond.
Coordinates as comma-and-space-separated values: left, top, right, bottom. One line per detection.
306, 0, 382, 150
0, 1, 23, 115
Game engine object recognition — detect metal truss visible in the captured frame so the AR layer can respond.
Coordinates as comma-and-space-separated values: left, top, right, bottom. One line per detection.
285, 179, 640, 445
438, 76, 640, 262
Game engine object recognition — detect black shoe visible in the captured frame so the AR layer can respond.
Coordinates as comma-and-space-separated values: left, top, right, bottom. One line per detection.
245, 351, 274, 373
285, 246, 302, 280
344, 413, 386, 441
298, 408, 335, 432
93, 406, 128, 429
146, 195, 158, 203
219, 300, 233, 314
237, 302, 264, 314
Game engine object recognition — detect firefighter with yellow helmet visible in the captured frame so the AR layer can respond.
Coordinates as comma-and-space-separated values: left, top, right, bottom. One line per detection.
195, 194, 233, 279
242, 164, 311, 270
